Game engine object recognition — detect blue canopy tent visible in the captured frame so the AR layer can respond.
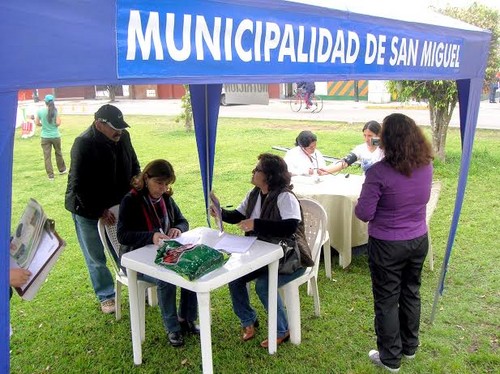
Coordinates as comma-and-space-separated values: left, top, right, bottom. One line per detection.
0, 0, 491, 370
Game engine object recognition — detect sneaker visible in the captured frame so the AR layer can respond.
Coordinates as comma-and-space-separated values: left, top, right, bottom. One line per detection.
168, 331, 184, 347
403, 353, 416, 360
100, 298, 116, 314
180, 320, 200, 335
368, 350, 400, 373
59, 169, 68, 175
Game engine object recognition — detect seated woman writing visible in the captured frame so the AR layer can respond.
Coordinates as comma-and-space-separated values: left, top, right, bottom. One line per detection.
210, 153, 313, 348
117, 159, 198, 348
284, 130, 327, 176
320, 120, 384, 175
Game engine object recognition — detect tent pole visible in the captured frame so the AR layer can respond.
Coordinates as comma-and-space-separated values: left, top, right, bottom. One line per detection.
0, 91, 17, 373
429, 78, 481, 324
429, 256, 447, 323
204, 84, 211, 227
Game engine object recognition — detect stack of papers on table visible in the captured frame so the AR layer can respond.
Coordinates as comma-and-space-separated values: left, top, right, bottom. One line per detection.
212, 234, 257, 253
173, 232, 257, 254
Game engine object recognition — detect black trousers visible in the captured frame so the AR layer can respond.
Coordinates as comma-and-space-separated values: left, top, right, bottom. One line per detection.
368, 234, 428, 369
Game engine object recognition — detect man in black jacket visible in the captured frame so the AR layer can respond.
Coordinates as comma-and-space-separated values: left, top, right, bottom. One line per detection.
65, 104, 140, 314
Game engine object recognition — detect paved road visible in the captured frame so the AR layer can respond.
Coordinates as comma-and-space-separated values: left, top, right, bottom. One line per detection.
19, 98, 499, 130
219, 100, 499, 130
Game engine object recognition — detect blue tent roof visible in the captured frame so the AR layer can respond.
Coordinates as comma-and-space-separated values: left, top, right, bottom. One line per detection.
0, 1, 491, 371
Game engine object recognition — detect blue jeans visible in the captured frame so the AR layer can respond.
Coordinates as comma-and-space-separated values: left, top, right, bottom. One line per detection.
141, 274, 198, 333
229, 267, 306, 338
72, 214, 115, 302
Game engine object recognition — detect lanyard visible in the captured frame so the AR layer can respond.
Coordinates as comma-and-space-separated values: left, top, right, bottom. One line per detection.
144, 195, 168, 232
300, 147, 319, 170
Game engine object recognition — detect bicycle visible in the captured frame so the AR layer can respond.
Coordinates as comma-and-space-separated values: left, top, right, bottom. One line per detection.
289, 89, 323, 113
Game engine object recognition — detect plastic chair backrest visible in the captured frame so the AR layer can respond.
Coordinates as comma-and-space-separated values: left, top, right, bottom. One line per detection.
426, 181, 442, 225
97, 204, 121, 274
105, 205, 121, 256
298, 198, 328, 267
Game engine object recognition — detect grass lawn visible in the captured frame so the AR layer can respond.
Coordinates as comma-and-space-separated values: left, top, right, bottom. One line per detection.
9, 114, 500, 373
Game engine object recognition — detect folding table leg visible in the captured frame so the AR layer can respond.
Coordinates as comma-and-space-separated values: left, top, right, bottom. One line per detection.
127, 269, 143, 365
197, 292, 213, 374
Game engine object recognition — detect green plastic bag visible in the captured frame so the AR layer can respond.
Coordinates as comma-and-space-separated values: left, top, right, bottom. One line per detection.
155, 240, 230, 281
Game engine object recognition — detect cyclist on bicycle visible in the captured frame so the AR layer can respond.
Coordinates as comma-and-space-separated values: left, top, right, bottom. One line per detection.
297, 81, 316, 109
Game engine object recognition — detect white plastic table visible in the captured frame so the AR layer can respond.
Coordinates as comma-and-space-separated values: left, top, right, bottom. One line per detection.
121, 227, 283, 373
292, 174, 368, 273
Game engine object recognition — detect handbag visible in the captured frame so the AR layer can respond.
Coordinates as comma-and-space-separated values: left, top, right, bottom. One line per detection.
278, 237, 302, 274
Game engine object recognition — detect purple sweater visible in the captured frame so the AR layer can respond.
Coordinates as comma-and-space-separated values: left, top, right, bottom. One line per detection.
355, 161, 433, 241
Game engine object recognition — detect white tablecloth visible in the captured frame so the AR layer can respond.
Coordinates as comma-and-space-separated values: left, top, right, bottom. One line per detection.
292, 174, 368, 268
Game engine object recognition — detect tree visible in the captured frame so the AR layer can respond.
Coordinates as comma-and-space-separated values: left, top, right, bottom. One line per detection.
387, 3, 500, 161
442, 3, 500, 84
386, 80, 458, 161
175, 85, 193, 132
106, 85, 118, 102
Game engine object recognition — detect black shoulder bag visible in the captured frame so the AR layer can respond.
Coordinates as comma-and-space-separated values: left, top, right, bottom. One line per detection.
278, 236, 302, 274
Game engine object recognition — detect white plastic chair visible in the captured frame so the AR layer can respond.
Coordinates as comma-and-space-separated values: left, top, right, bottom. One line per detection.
280, 197, 327, 345
97, 205, 158, 341
426, 181, 442, 271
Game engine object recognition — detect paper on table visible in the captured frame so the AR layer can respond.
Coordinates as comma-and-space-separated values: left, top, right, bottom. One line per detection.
174, 233, 201, 245
161, 232, 256, 253
213, 233, 257, 254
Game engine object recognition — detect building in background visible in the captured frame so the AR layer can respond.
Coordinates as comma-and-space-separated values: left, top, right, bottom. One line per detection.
18, 81, 392, 103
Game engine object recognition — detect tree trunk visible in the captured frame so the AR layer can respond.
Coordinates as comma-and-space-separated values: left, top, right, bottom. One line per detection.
184, 110, 193, 132
107, 85, 117, 102
428, 98, 457, 161
182, 85, 193, 132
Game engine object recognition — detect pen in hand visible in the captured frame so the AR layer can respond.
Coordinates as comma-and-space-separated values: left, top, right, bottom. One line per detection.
160, 228, 170, 239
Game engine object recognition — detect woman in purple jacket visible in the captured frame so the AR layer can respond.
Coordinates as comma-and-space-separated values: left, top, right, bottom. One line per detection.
355, 113, 433, 373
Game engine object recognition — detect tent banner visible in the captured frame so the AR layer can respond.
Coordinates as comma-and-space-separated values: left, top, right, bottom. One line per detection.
117, 0, 463, 79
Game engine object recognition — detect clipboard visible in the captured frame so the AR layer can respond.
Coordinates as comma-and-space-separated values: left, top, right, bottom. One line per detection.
13, 222, 66, 300
209, 191, 224, 234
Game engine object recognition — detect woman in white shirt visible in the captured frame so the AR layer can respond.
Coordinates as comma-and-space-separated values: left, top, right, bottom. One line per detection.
210, 154, 313, 348
320, 120, 384, 174
284, 130, 327, 176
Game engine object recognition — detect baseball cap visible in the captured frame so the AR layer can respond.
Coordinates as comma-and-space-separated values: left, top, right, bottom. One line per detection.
94, 104, 129, 130
44, 94, 55, 103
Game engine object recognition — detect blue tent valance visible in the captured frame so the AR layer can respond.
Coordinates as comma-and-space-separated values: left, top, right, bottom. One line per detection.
0, 1, 491, 372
